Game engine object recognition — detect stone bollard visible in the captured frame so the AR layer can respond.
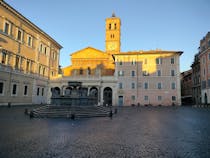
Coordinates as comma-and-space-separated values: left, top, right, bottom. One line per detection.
71, 114, 75, 120
109, 110, 113, 119
8, 102, 11, 108
114, 108, 118, 114
29, 111, 34, 119
24, 108, 28, 115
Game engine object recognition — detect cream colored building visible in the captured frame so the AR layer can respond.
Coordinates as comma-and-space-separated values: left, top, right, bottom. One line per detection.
0, 0, 62, 105
114, 51, 182, 106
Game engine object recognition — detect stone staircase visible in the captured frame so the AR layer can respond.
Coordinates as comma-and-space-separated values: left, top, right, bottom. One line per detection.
30, 105, 114, 118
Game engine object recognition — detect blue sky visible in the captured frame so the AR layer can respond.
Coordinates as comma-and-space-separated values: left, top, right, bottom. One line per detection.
5, 0, 210, 72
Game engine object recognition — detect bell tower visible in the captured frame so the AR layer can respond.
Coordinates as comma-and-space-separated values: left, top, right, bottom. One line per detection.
105, 13, 121, 53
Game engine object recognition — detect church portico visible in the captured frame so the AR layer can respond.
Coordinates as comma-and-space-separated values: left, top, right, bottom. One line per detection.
50, 76, 117, 106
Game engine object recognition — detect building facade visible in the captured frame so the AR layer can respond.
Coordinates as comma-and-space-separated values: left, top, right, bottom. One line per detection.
191, 53, 201, 105
199, 32, 210, 104
180, 70, 193, 105
114, 51, 182, 106
0, 0, 62, 105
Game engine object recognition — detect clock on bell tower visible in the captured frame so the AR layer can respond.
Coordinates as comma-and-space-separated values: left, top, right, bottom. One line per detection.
105, 13, 121, 54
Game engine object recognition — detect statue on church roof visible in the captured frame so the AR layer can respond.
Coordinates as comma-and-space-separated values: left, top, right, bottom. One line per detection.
112, 12, 116, 17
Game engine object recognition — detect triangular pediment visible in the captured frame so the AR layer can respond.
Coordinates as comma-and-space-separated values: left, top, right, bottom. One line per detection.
71, 47, 109, 59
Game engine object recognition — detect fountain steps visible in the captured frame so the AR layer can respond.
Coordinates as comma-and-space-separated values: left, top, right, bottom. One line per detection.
31, 105, 112, 118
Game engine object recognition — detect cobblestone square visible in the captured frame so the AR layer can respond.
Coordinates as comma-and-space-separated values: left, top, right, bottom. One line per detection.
0, 106, 210, 158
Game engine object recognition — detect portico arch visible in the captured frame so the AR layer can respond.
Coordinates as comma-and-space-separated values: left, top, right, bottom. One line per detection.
65, 87, 73, 96
51, 87, 60, 97
103, 87, 112, 106
89, 87, 98, 97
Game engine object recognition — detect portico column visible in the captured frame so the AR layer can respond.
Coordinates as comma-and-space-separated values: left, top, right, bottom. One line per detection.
61, 86, 64, 95
87, 86, 90, 96
100, 87, 104, 106
98, 86, 101, 105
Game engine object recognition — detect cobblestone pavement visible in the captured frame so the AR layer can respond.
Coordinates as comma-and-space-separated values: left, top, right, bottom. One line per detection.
0, 106, 210, 158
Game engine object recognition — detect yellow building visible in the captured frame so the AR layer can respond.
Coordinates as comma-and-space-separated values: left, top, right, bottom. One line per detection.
0, 0, 62, 105
62, 13, 121, 78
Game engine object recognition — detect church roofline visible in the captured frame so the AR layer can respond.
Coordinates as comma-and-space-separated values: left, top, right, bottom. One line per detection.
70, 46, 105, 56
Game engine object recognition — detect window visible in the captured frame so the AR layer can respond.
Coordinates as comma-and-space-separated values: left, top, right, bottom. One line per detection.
0, 82, 4, 95
171, 70, 175, 76
43, 67, 45, 76
131, 71, 135, 77
171, 58, 175, 64
131, 60, 136, 65
109, 23, 111, 30
24, 85, 28, 96
119, 61, 122, 65
12, 84, 17, 95
4, 21, 11, 35
44, 47, 47, 55
39, 43, 43, 52
208, 40, 210, 47
37, 87, 40, 96
171, 82, 176, 89
144, 96, 148, 101
53, 51, 57, 60
17, 29, 23, 42
26, 60, 30, 72
157, 83, 162, 89
119, 83, 123, 89
39, 65, 42, 74
110, 34, 114, 38
27, 35, 33, 47
1, 51, 7, 64
144, 82, 148, 89
131, 95, 135, 101
156, 58, 162, 64
208, 79, 210, 88
158, 96, 162, 101
131, 83, 135, 89
51, 71, 54, 76
172, 96, 176, 101
118, 70, 124, 76
202, 81, 206, 89
15, 56, 20, 69
114, 23, 117, 29
157, 70, 161, 76
42, 88, 44, 96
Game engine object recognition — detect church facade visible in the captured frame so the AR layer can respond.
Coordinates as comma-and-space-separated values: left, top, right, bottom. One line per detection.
51, 13, 182, 106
